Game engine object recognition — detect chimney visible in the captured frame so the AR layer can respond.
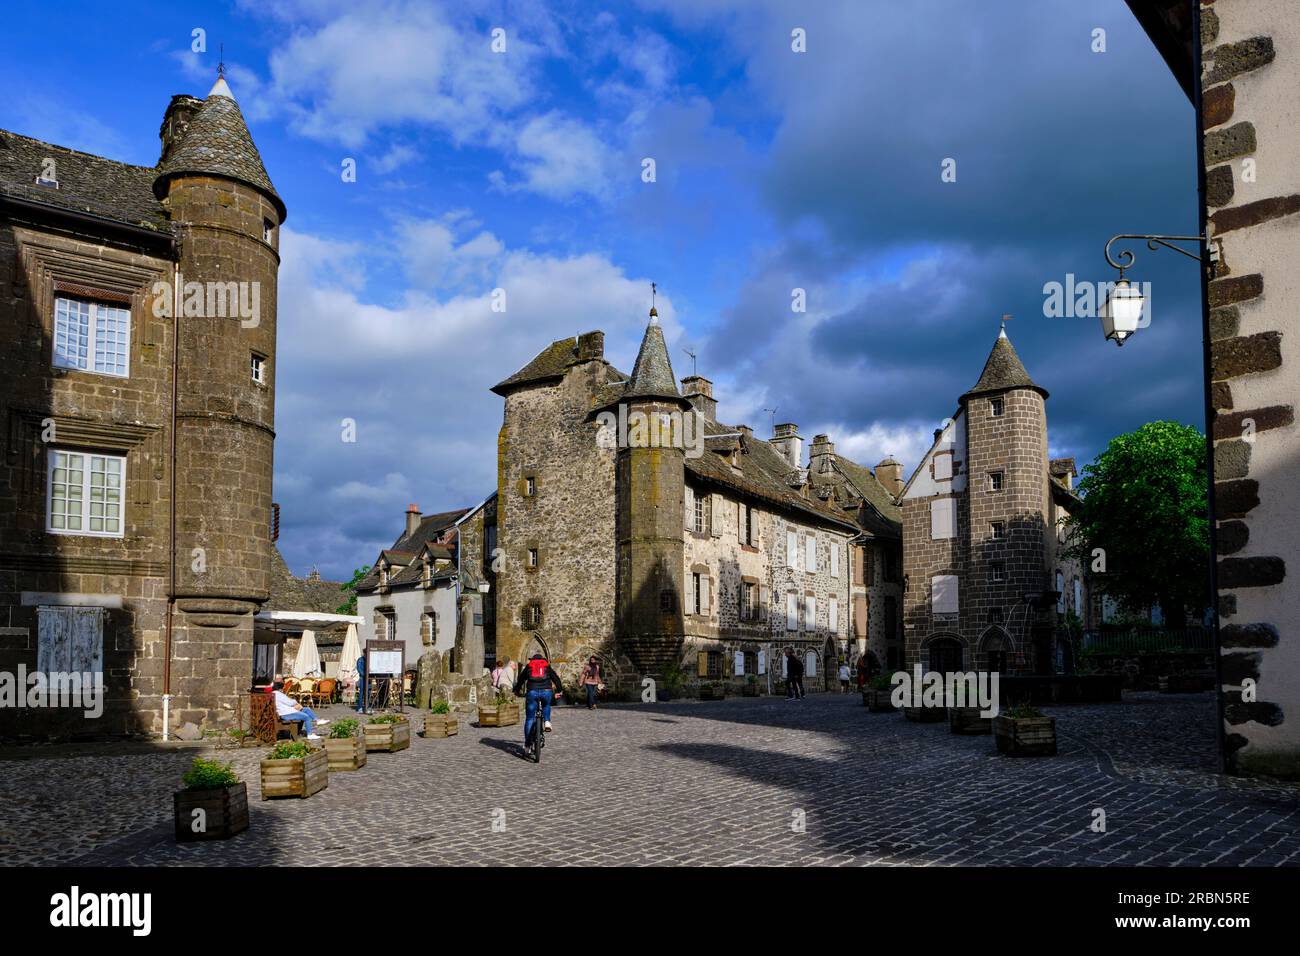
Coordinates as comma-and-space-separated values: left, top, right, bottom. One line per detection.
405, 503, 421, 538
681, 375, 717, 422
770, 423, 802, 469
809, 434, 835, 475
875, 457, 904, 499
159, 94, 203, 165
576, 330, 604, 361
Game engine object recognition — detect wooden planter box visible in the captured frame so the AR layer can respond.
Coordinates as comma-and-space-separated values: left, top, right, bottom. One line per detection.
174, 783, 249, 842
994, 716, 1057, 756
863, 689, 897, 712
948, 706, 993, 735
699, 684, 726, 701
742, 683, 761, 697
365, 719, 411, 752
478, 702, 520, 727
903, 705, 945, 722
324, 734, 367, 771
422, 714, 459, 738
260, 749, 329, 799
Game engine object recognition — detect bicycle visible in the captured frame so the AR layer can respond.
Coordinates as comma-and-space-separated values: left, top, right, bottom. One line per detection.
522, 688, 560, 762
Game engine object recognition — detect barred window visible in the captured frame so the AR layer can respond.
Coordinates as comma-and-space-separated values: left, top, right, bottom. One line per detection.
53, 296, 130, 377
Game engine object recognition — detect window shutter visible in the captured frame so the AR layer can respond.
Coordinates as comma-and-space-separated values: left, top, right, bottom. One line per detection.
759, 585, 768, 622
701, 576, 711, 615
786, 530, 797, 570
805, 535, 816, 571
697, 652, 709, 677
738, 502, 745, 541
805, 596, 816, 630
711, 494, 723, 537
785, 592, 797, 630
829, 597, 839, 631
684, 486, 694, 531
863, 546, 875, 585
38, 606, 103, 673
830, 543, 839, 578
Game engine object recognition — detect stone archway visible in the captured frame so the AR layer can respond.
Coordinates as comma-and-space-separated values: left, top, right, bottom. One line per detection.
922, 633, 966, 675
823, 636, 838, 691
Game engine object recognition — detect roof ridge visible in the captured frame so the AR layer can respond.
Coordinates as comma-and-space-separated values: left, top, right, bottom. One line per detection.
0, 129, 158, 171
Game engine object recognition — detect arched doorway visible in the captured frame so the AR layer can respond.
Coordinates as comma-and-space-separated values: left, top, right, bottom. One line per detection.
978, 627, 1010, 674
823, 637, 838, 691
925, 635, 965, 675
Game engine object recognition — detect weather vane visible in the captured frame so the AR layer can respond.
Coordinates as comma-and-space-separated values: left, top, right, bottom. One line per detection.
1000, 313, 1012, 332
217, 43, 225, 78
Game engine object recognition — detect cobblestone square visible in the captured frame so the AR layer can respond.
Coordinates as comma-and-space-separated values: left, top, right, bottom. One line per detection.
4, 693, 1299, 867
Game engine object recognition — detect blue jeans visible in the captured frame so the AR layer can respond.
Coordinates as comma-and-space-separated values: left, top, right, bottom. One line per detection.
585, 683, 597, 708
355, 678, 367, 712
283, 707, 317, 736
524, 689, 553, 744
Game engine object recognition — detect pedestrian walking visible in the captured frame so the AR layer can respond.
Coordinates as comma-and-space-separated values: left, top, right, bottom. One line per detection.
580, 656, 603, 709
785, 648, 805, 700
838, 661, 851, 693
856, 655, 868, 691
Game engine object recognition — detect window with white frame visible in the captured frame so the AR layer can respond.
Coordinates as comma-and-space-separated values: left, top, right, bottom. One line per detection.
53, 296, 131, 377
1056, 572, 1066, 613
47, 450, 124, 536
251, 353, 266, 384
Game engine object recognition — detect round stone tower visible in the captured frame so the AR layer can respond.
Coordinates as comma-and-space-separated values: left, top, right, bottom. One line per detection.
614, 308, 689, 678
152, 73, 286, 730
959, 326, 1051, 672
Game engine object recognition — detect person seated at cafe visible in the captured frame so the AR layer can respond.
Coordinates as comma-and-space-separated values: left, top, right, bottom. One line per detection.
273, 680, 328, 739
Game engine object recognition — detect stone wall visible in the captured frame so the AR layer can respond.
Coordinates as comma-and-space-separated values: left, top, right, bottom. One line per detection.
1200, 1, 1300, 777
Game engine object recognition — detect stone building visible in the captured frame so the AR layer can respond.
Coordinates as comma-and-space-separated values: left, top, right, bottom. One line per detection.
900, 326, 1088, 676
490, 312, 902, 692
1128, 1, 1300, 777
0, 73, 284, 737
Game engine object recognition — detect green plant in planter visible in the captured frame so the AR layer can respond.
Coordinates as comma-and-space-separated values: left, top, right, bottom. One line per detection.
494, 689, 515, 705
868, 672, 896, 692
368, 712, 405, 724
269, 740, 313, 760
182, 757, 239, 790
1004, 703, 1044, 719
660, 662, 685, 693
746, 674, 758, 684
430, 699, 451, 714
328, 717, 360, 739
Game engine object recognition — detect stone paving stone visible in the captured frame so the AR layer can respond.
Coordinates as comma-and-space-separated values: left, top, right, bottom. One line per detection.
1, 693, 1298, 866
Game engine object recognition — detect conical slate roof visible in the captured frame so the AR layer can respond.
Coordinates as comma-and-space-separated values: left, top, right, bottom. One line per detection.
624, 320, 685, 402
154, 76, 286, 221
961, 328, 1048, 401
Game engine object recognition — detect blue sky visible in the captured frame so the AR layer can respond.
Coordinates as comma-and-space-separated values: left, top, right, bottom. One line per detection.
1, 0, 1204, 580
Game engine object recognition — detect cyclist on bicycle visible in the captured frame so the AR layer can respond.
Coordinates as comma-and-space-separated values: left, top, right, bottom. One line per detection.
513, 653, 563, 750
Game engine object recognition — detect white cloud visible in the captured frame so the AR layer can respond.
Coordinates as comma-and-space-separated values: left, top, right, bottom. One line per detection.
493, 111, 617, 201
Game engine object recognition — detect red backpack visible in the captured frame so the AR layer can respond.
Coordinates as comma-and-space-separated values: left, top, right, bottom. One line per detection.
527, 658, 550, 679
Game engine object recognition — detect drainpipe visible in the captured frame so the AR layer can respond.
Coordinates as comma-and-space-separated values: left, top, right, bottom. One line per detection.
162, 254, 181, 740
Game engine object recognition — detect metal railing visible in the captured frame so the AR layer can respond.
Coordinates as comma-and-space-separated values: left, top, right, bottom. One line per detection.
1081, 627, 1213, 654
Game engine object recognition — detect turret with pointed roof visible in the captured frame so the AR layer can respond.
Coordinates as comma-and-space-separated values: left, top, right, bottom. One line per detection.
154, 75, 286, 221
961, 325, 1048, 403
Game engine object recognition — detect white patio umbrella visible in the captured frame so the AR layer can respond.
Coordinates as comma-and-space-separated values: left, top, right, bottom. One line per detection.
292, 628, 322, 678
338, 623, 361, 683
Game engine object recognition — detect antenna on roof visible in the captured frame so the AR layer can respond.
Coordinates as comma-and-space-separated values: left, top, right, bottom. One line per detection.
682, 346, 697, 377
763, 407, 778, 436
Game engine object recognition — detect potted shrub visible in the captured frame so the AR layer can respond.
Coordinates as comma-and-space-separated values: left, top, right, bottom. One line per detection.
863, 673, 898, 712
699, 681, 726, 701
993, 704, 1057, 756
948, 704, 993, 734
364, 712, 412, 752
742, 674, 761, 697
324, 717, 367, 771
658, 663, 685, 702
422, 699, 459, 738
260, 740, 329, 799
174, 757, 249, 842
478, 691, 520, 727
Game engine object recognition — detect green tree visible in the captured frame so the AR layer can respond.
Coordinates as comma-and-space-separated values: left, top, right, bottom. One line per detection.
336, 566, 371, 615
1065, 421, 1209, 625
